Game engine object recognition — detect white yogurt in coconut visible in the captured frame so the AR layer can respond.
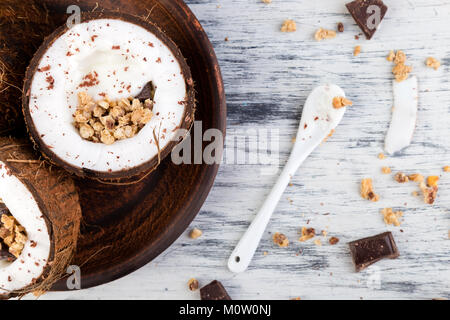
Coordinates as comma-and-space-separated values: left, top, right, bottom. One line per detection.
28, 19, 188, 173
0, 161, 50, 296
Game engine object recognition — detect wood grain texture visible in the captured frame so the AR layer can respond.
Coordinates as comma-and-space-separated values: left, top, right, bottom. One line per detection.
36, 0, 449, 300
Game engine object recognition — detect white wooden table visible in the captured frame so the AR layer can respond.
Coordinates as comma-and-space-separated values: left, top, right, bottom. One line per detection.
39, 0, 449, 300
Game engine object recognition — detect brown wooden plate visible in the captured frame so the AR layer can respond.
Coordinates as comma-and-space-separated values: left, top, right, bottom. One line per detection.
34, 0, 226, 290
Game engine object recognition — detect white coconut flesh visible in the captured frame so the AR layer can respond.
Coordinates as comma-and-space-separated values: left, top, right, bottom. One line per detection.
28, 19, 188, 173
385, 76, 418, 154
0, 161, 50, 295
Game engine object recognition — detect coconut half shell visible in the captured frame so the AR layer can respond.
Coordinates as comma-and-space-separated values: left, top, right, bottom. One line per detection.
0, 137, 81, 299
0, 0, 55, 135
22, 12, 195, 180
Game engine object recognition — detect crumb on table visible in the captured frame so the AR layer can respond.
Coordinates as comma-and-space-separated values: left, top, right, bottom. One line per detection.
426, 57, 441, 70
281, 20, 297, 33
299, 227, 315, 242
394, 172, 409, 183
382, 167, 392, 174
273, 232, 289, 247
314, 28, 336, 41
360, 178, 380, 202
381, 208, 403, 227
189, 228, 203, 239
188, 278, 199, 291
388, 50, 413, 82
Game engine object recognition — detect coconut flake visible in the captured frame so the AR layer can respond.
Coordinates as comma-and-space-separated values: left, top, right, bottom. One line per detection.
0, 161, 50, 296
385, 76, 418, 155
28, 19, 188, 174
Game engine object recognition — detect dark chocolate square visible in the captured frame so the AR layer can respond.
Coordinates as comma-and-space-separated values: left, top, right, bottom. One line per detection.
200, 280, 232, 300
349, 232, 399, 272
346, 0, 388, 39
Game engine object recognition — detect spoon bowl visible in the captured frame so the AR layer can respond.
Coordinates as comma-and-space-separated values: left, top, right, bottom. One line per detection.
228, 84, 348, 273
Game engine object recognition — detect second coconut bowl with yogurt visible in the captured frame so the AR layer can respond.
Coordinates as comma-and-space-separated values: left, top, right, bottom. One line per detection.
22, 12, 195, 180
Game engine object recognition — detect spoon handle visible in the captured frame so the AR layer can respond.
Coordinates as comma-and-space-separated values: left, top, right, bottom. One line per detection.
228, 155, 303, 273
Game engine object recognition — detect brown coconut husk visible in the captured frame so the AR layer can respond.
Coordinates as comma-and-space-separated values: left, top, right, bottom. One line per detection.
22, 11, 195, 181
0, 137, 81, 299
0, 0, 55, 135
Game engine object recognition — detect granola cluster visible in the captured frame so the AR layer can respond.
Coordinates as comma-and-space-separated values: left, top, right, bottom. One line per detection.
425, 57, 441, 70
273, 232, 289, 247
74, 91, 154, 145
381, 208, 403, 227
360, 178, 380, 202
299, 227, 315, 242
314, 28, 337, 41
281, 20, 297, 33
387, 50, 413, 82
420, 177, 439, 205
0, 213, 28, 259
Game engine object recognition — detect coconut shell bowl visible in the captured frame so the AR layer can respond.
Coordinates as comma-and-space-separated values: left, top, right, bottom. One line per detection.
4, 0, 226, 290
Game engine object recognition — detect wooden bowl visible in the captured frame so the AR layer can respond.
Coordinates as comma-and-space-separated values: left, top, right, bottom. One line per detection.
31, 0, 226, 290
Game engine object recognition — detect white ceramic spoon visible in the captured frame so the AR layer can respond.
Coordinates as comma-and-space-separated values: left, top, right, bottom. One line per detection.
228, 84, 348, 273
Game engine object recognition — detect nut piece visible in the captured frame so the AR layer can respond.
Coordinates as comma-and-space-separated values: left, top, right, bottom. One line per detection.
337, 22, 344, 33
425, 57, 441, 70
281, 20, 296, 33
388, 50, 413, 82
189, 228, 203, 239
381, 208, 403, 227
329, 237, 339, 245
332, 96, 353, 109
360, 178, 380, 202
188, 278, 199, 291
354, 46, 361, 56
299, 227, 315, 242
273, 232, 289, 247
394, 172, 409, 183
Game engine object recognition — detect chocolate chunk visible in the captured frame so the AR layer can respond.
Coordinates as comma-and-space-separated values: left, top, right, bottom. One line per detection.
0, 247, 15, 262
135, 81, 156, 102
0, 203, 9, 216
349, 232, 399, 272
346, 0, 388, 39
200, 280, 232, 300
